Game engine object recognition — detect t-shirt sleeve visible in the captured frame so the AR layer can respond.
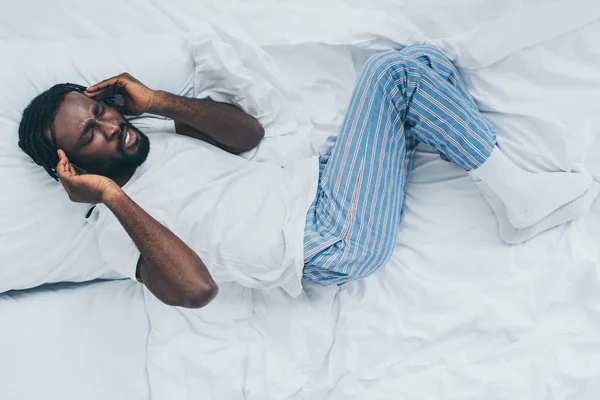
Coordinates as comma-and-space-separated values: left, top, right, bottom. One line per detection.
129, 116, 176, 134
86, 204, 140, 281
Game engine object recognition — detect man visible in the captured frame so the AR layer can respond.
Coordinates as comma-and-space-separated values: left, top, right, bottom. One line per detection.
19, 45, 594, 309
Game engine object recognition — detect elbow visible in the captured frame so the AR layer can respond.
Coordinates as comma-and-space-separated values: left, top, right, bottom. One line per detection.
237, 121, 265, 153
254, 122, 265, 145
183, 281, 219, 309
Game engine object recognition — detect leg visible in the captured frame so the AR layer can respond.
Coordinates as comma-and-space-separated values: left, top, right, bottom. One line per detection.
402, 49, 593, 231
303, 45, 497, 285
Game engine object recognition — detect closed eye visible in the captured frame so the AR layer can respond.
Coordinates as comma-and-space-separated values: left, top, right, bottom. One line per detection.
80, 102, 104, 147
96, 103, 106, 119
80, 128, 95, 146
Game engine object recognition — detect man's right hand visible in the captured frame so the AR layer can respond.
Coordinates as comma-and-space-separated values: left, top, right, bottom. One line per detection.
56, 149, 119, 204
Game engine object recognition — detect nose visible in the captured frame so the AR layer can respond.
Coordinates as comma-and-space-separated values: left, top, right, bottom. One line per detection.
103, 120, 122, 141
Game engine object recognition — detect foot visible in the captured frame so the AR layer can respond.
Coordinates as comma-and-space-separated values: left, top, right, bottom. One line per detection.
503, 171, 593, 228
476, 180, 600, 244
469, 147, 593, 228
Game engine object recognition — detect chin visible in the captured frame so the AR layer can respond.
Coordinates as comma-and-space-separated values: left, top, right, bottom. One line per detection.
89, 124, 151, 178
98, 140, 151, 179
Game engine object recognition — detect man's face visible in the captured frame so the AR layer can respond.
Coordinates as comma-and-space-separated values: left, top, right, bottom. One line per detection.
50, 91, 150, 178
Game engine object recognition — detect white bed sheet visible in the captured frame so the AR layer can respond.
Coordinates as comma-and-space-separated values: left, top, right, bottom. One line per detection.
2, 0, 600, 399
0, 280, 149, 400
143, 23, 600, 398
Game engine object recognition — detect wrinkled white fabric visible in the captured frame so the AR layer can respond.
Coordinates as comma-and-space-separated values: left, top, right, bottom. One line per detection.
0, 281, 149, 400
91, 127, 318, 296
2, 1, 600, 400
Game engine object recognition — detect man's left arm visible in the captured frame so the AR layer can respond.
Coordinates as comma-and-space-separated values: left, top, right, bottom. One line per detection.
149, 91, 265, 154
86, 73, 265, 154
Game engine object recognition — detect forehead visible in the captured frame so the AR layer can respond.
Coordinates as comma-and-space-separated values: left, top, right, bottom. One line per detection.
51, 91, 96, 149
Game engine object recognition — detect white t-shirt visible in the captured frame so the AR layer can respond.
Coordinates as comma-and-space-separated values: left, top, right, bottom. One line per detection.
86, 119, 319, 297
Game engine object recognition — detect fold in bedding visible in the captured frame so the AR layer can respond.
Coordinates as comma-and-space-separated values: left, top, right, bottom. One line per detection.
2, 1, 600, 399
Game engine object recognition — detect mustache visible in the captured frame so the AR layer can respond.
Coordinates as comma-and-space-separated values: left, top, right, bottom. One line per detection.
116, 121, 140, 152
116, 122, 127, 153
118, 121, 129, 138
119, 120, 144, 136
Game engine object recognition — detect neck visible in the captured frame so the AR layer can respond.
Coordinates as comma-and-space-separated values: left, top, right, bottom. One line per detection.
111, 167, 137, 187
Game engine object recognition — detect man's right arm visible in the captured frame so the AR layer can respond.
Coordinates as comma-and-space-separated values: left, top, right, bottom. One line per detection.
55, 149, 217, 309
102, 186, 218, 308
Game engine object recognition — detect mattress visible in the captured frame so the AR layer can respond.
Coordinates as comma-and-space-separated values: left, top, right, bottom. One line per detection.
2, 0, 600, 399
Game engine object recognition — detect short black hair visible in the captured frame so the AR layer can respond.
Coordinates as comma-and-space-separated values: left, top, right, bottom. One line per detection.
18, 83, 87, 180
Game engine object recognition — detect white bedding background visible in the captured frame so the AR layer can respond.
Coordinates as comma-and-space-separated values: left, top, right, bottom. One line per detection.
2, 0, 600, 399
0, 281, 150, 399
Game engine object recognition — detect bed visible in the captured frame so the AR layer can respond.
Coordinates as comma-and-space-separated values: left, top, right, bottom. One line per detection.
2, 0, 600, 399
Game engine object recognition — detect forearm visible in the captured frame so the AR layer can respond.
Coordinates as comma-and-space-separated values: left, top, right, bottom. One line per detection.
102, 186, 217, 308
149, 90, 264, 152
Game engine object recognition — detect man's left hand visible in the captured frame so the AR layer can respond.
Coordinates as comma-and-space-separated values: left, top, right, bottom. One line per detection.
86, 73, 155, 116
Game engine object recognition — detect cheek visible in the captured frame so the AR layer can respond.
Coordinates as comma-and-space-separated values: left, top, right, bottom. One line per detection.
74, 142, 119, 166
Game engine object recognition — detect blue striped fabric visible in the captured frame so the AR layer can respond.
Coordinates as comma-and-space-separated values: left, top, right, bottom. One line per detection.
302, 44, 497, 285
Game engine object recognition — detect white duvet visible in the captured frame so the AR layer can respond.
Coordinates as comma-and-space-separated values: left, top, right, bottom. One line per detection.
2, 0, 600, 399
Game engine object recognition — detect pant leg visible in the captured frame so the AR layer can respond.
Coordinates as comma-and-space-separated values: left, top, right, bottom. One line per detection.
303, 45, 497, 286
399, 44, 497, 168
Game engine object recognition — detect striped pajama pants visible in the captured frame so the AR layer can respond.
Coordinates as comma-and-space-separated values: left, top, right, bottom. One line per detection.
302, 44, 497, 286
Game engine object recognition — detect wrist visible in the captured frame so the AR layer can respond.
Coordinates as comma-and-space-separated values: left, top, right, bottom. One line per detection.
101, 183, 125, 207
147, 90, 169, 115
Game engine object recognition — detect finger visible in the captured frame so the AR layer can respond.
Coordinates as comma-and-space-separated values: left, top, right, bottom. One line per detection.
86, 89, 121, 106
86, 76, 123, 93
86, 86, 115, 99
60, 153, 83, 176
85, 89, 105, 98
57, 149, 71, 165
56, 150, 75, 178
57, 149, 67, 165
56, 151, 70, 178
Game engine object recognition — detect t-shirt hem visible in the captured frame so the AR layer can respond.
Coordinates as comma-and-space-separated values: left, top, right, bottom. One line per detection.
281, 155, 320, 297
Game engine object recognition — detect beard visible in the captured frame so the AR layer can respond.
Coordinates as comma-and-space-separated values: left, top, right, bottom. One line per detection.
83, 121, 151, 179
112, 121, 150, 172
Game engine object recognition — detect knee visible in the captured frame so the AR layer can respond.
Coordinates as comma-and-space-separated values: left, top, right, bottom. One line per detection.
362, 50, 410, 78
363, 45, 444, 77
365, 50, 407, 68
400, 43, 446, 59
364, 45, 446, 70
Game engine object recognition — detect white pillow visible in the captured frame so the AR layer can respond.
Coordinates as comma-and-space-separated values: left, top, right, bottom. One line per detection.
186, 25, 315, 165
0, 34, 195, 293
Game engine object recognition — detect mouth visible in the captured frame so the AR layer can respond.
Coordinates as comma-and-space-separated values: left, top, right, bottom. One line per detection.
121, 126, 138, 150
